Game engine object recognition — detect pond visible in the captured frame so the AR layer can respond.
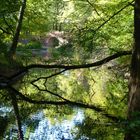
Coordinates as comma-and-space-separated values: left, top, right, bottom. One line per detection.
0, 106, 124, 140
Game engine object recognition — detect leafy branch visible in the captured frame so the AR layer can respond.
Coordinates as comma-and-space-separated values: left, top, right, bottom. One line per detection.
87, 0, 134, 33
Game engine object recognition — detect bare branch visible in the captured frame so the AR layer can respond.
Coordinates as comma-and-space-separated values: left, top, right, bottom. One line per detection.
25, 50, 131, 70
0, 50, 131, 90
31, 81, 68, 101
3, 50, 131, 84
31, 69, 66, 83
8, 86, 121, 121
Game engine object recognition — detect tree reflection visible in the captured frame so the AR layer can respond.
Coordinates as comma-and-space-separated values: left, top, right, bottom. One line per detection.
0, 0, 135, 139
73, 113, 124, 140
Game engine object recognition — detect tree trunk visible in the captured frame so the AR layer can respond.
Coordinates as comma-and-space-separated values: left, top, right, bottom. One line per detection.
128, 0, 140, 118
125, 0, 140, 139
8, 0, 26, 61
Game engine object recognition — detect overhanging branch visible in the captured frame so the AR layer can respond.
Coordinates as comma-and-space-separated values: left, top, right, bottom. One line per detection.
5, 50, 131, 83
25, 50, 131, 70
9, 86, 121, 121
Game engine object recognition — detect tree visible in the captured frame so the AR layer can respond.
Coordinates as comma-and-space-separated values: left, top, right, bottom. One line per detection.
0, 0, 139, 139
128, 0, 140, 119
125, 0, 140, 139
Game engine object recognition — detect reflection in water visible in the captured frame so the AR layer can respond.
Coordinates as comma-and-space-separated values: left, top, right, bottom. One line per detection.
28, 110, 84, 140
1, 107, 124, 140
0, 107, 12, 117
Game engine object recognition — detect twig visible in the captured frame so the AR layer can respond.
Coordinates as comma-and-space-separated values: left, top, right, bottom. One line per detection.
31, 81, 68, 101
0, 27, 11, 34
31, 69, 66, 83
3, 16, 14, 34
88, 0, 134, 33
86, 0, 100, 16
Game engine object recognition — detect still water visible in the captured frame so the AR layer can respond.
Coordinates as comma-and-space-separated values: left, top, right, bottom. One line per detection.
24, 110, 84, 140
1, 106, 124, 140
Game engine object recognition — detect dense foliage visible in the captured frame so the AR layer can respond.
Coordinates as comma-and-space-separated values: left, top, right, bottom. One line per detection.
0, 0, 138, 139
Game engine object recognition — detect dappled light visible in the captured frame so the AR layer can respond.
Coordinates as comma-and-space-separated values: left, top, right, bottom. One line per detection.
1, 0, 140, 140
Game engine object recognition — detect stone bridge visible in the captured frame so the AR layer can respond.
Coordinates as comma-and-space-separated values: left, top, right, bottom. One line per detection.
18, 31, 71, 58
